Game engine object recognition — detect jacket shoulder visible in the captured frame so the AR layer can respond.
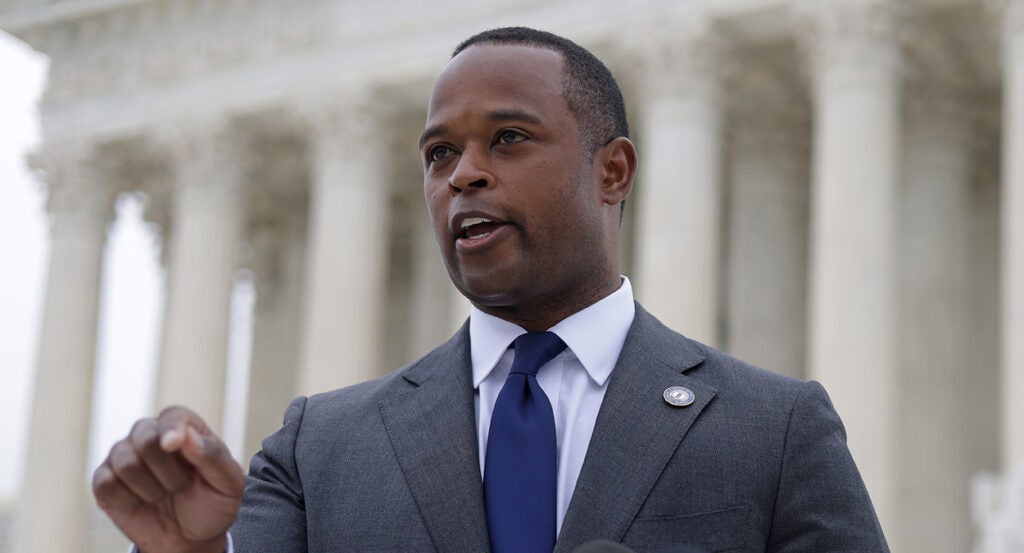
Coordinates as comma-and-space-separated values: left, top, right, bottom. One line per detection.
632, 303, 806, 396
300, 321, 471, 420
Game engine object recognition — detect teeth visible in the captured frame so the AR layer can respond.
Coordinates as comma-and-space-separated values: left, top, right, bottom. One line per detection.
461, 217, 492, 229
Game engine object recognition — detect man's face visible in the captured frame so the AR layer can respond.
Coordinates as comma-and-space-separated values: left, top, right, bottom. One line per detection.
421, 44, 616, 324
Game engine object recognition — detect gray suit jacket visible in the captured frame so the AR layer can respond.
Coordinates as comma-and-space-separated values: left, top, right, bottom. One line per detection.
233, 305, 889, 552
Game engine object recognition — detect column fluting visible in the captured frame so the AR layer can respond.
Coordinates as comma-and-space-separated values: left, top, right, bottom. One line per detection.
800, 0, 903, 532
15, 144, 114, 553
155, 122, 246, 432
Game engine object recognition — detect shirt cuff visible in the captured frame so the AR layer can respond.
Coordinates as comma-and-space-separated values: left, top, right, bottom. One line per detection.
129, 532, 233, 553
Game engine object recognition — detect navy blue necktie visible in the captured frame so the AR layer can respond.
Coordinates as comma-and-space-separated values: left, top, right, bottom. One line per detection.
485, 331, 567, 553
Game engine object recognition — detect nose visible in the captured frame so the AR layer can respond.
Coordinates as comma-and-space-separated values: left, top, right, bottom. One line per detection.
448, 147, 491, 193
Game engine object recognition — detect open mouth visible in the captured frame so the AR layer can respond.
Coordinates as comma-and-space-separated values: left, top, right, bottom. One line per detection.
459, 217, 504, 240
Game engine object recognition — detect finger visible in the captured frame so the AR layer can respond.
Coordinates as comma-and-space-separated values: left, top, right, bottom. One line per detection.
93, 460, 144, 513
108, 439, 167, 503
129, 418, 194, 494
179, 425, 246, 498
156, 405, 210, 453
155, 406, 245, 499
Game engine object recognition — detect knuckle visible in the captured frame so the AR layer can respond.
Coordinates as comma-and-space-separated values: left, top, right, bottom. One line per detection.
129, 417, 156, 437
91, 465, 115, 494
158, 404, 184, 418
158, 405, 209, 433
105, 436, 127, 458
129, 419, 160, 449
109, 443, 143, 477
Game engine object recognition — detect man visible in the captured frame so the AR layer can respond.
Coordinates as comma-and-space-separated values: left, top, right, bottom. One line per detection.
92, 27, 889, 553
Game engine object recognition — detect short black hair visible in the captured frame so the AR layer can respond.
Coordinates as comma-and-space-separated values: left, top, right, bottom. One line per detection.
453, 27, 630, 156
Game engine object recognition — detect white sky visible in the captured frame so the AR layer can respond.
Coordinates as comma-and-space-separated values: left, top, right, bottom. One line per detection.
0, 30, 252, 503
0, 30, 49, 502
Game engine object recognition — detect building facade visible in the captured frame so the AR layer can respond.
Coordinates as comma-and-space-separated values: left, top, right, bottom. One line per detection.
1, 0, 1022, 551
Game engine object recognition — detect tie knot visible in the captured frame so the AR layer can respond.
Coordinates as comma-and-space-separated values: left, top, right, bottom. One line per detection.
510, 331, 567, 377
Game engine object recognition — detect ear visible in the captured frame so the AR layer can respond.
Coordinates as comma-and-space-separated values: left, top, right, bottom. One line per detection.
594, 137, 637, 208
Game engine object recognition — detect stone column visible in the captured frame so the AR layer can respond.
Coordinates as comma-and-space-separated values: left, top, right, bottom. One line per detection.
296, 93, 390, 396
409, 209, 460, 358
633, 13, 724, 345
155, 123, 245, 433
799, 0, 902, 532
966, 113, 1007, 553
408, 204, 471, 355
15, 144, 113, 553
969, 6, 1024, 551
894, 89, 975, 553
998, 0, 1024, 473
725, 82, 810, 378
244, 199, 307, 461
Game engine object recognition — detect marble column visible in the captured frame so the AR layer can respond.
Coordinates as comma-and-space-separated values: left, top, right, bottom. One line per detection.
633, 15, 724, 345
409, 209, 461, 359
969, 6, 1024, 551
15, 144, 113, 553
999, 0, 1024, 473
800, 0, 902, 532
725, 97, 809, 378
967, 123, 1001, 486
244, 205, 307, 461
894, 90, 975, 553
155, 123, 245, 433
296, 94, 390, 396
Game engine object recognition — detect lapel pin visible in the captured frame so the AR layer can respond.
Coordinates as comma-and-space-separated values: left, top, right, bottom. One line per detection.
663, 386, 695, 407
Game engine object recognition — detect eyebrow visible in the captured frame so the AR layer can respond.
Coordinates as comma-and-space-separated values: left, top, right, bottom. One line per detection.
418, 108, 544, 149
419, 124, 447, 149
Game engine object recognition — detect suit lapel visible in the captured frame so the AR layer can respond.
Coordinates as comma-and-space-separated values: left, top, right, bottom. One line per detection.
555, 306, 718, 553
378, 326, 491, 553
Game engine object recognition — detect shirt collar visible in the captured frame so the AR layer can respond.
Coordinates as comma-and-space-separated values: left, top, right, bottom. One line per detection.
470, 277, 636, 388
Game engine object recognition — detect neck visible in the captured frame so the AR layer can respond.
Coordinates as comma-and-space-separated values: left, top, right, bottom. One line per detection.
475, 274, 622, 332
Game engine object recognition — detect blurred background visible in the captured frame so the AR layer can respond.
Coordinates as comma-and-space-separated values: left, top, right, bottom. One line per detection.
1, 0, 1022, 551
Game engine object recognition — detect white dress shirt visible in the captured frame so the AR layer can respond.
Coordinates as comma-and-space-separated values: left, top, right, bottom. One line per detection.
471, 277, 636, 534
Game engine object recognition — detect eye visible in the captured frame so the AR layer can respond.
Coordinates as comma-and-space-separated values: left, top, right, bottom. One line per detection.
495, 129, 527, 146
427, 144, 455, 164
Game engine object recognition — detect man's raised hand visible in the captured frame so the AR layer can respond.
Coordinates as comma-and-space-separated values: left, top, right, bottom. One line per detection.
92, 406, 245, 553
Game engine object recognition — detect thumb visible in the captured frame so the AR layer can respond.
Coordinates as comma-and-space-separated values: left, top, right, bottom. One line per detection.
155, 406, 245, 498
178, 425, 245, 498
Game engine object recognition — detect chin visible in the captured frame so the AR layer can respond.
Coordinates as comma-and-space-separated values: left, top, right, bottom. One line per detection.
453, 280, 517, 307
451, 271, 534, 307
447, 261, 511, 296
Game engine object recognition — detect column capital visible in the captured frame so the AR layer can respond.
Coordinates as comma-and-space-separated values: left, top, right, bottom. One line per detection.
289, 84, 390, 156
622, 6, 730, 102
151, 113, 234, 155
248, 205, 306, 290
244, 124, 309, 218
794, 0, 905, 87
899, 12, 995, 100
29, 141, 116, 231
151, 116, 247, 192
904, 84, 983, 149
245, 145, 308, 289
726, 64, 811, 159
